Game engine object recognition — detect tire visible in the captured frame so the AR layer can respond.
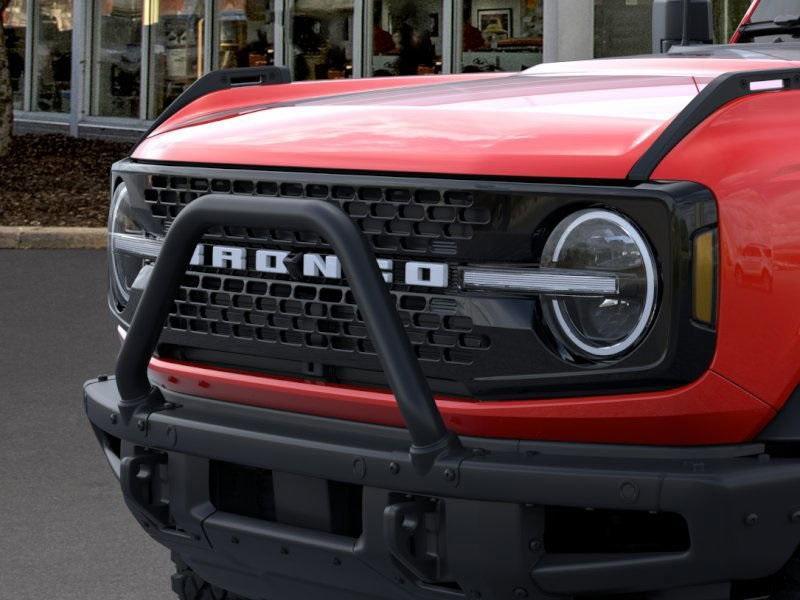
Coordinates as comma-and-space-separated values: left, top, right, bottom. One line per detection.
171, 555, 250, 600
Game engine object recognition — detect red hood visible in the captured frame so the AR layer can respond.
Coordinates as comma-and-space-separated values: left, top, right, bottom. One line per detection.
133, 57, 796, 179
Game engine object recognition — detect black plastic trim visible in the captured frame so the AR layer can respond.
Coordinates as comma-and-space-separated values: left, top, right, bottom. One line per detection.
85, 378, 800, 599
736, 22, 800, 41
135, 66, 291, 150
758, 385, 800, 445
628, 67, 800, 181
126, 156, 642, 187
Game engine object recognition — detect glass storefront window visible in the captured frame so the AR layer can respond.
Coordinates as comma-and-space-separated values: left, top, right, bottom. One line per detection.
92, 0, 143, 118
2, 0, 26, 110
13, 0, 762, 124
460, 0, 543, 73
215, 0, 275, 69
371, 0, 442, 76
147, 0, 205, 119
33, 0, 72, 113
288, 0, 354, 81
594, 0, 653, 58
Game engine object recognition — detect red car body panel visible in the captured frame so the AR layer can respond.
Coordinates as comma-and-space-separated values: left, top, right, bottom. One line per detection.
149, 73, 504, 137
135, 55, 800, 445
654, 89, 800, 411
148, 358, 773, 445
135, 73, 695, 180
135, 58, 794, 180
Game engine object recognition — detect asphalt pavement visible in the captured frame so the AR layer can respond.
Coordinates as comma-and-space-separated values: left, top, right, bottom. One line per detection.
0, 250, 173, 600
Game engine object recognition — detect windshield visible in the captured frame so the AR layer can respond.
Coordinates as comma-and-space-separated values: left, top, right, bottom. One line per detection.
751, 0, 800, 22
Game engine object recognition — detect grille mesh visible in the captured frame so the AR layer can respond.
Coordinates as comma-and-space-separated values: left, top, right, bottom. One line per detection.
144, 175, 492, 255
170, 272, 491, 365
143, 175, 495, 367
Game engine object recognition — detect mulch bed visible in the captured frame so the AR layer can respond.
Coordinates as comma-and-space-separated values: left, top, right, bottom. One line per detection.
0, 134, 132, 227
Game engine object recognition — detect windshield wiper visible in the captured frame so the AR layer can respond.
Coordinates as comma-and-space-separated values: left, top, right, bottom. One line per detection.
740, 14, 800, 38
774, 14, 800, 27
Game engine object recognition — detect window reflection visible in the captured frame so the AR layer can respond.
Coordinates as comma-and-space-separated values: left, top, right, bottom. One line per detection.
92, 0, 143, 118
215, 0, 274, 69
2, 0, 26, 110
289, 0, 354, 81
372, 0, 442, 76
461, 0, 543, 73
33, 0, 72, 113
147, 0, 205, 119
594, 0, 652, 58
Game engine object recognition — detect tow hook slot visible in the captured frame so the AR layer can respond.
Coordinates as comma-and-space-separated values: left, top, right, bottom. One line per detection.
121, 451, 170, 530
384, 497, 448, 584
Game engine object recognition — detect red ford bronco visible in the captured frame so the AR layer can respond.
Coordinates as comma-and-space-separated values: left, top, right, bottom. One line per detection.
85, 1, 800, 598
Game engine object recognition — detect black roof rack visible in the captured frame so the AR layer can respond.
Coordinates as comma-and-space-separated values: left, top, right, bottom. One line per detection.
628, 67, 800, 181
136, 65, 291, 148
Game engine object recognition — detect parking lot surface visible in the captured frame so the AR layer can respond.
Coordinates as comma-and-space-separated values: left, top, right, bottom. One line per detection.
0, 250, 173, 600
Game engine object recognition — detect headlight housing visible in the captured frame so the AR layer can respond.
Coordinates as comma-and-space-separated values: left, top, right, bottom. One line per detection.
540, 209, 658, 359
108, 182, 162, 307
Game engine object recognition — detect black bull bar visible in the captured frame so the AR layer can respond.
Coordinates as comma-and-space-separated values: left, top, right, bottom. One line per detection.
114, 193, 462, 474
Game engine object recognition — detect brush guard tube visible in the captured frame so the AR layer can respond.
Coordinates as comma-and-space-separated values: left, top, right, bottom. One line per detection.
114, 193, 462, 473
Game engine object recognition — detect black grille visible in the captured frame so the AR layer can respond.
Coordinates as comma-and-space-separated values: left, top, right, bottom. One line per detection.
142, 174, 498, 379
118, 164, 716, 400
144, 175, 492, 256
170, 271, 490, 366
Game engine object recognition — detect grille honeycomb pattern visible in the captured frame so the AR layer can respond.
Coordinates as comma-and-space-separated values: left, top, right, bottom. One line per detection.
168, 272, 491, 365
143, 175, 493, 255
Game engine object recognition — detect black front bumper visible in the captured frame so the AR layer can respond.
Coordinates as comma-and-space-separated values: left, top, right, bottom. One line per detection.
92, 188, 800, 599
86, 377, 800, 600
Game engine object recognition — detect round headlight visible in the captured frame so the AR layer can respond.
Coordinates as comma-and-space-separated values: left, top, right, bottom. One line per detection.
109, 183, 162, 305
540, 209, 657, 359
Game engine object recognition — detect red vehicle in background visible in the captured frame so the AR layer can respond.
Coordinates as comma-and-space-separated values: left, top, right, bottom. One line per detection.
85, 1, 800, 598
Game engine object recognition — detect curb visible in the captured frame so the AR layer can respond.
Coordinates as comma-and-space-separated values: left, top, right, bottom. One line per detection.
0, 227, 107, 250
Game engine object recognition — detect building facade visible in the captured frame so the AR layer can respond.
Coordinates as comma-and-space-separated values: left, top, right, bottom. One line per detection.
3, 0, 751, 139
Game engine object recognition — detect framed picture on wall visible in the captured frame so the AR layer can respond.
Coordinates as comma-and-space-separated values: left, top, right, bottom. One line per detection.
477, 8, 512, 39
